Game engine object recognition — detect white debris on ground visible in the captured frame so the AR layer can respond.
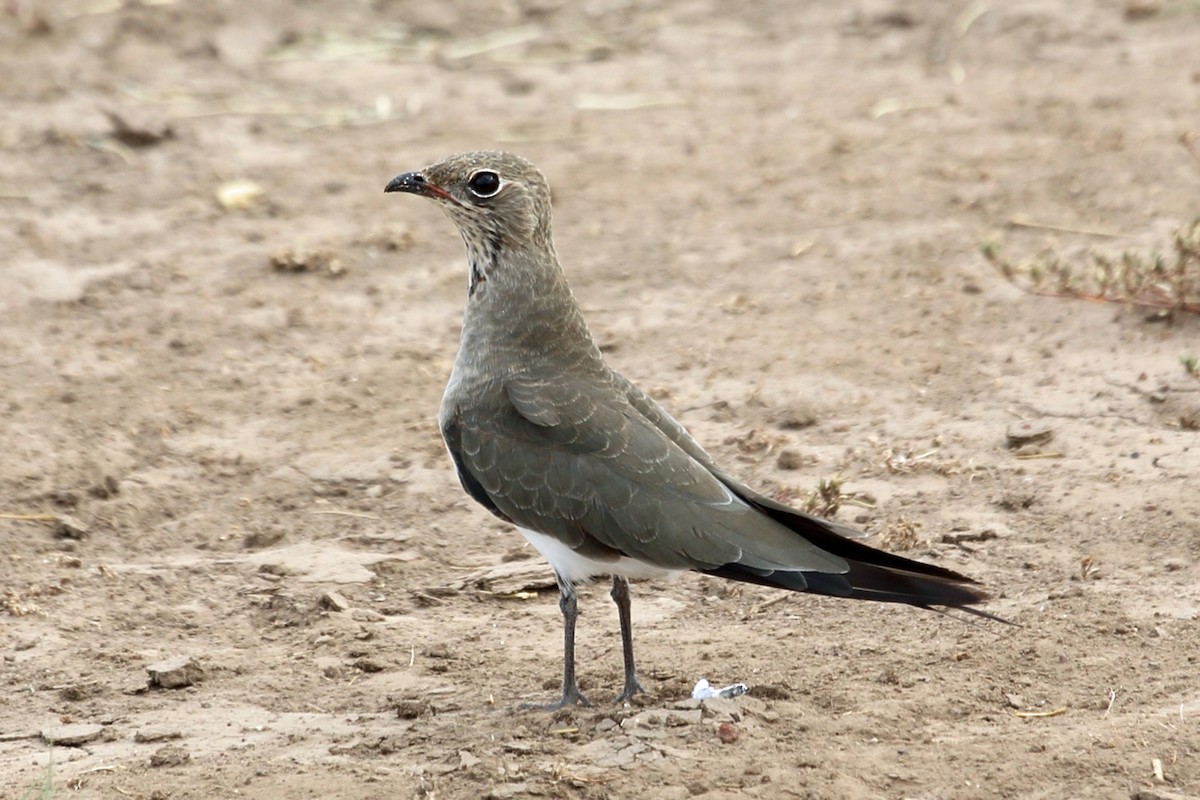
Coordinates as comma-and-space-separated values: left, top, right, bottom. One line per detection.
691, 678, 749, 700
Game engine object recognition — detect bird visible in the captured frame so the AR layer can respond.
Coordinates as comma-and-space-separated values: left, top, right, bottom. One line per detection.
384, 151, 995, 710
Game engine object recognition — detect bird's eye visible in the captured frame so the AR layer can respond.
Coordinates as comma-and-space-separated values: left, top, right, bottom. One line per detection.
467, 170, 502, 198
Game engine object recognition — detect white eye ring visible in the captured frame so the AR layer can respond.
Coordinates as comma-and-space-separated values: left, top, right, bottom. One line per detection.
467, 170, 503, 198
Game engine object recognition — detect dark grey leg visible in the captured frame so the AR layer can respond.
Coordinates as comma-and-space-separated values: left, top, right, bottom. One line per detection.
521, 581, 591, 710
611, 576, 646, 704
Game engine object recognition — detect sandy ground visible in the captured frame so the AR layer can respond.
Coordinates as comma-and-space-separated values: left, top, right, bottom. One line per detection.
3, 1, 1199, 798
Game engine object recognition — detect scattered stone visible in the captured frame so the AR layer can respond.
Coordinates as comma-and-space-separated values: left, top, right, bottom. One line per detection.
775, 448, 809, 470
449, 560, 557, 595
319, 590, 351, 612
352, 657, 385, 673
134, 729, 183, 744
102, 109, 173, 148
736, 695, 769, 718
149, 744, 191, 767
1005, 421, 1054, 449
700, 697, 743, 722
621, 708, 702, 729
716, 721, 739, 744
392, 696, 431, 719
88, 474, 120, 499
486, 783, 529, 800
940, 529, 998, 545
1124, 0, 1163, 20
58, 681, 105, 701
243, 526, 287, 549
598, 739, 649, 767
41, 723, 103, 747
54, 514, 89, 539
269, 248, 346, 277
771, 401, 819, 430
1005, 693, 1024, 709
994, 491, 1038, 511
146, 656, 204, 689
1131, 789, 1196, 800
655, 787, 692, 800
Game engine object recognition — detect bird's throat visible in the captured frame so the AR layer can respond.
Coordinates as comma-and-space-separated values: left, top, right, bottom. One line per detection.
468, 260, 487, 297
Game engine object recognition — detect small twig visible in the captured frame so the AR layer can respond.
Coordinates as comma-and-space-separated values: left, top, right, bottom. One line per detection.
1007, 216, 1123, 237
443, 25, 542, 60
954, 1, 990, 36
1013, 707, 1068, 718
750, 594, 791, 615
841, 495, 877, 510
0, 513, 58, 522
79, 765, 121, 775
310, 510, 380, 520
1103, 687, 1119, 719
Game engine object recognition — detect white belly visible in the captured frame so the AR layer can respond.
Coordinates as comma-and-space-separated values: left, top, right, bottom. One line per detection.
518, 527, 683, 587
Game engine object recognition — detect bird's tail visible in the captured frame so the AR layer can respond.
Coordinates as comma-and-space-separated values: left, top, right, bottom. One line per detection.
709, 480, 1008, 623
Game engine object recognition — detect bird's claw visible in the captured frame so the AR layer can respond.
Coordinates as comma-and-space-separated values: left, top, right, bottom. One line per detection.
519, 685, 592, 711
613, 675, 646, 705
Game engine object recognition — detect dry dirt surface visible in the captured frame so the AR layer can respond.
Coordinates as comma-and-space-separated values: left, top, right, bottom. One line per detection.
3, 1, 1199, 798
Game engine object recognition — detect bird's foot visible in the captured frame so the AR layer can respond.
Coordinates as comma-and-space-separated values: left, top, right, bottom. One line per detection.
519, 684, 592, 711
613, 674, 646, 705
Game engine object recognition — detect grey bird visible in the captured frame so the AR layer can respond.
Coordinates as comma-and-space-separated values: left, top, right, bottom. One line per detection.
385, 151, 994, 710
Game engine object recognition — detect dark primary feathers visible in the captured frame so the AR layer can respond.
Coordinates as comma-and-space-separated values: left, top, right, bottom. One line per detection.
386, 150, 993, 618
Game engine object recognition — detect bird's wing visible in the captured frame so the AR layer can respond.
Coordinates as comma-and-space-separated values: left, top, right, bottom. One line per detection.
617, 376, 867, 539
443, 373, 848, 575
617, 374, 990, 603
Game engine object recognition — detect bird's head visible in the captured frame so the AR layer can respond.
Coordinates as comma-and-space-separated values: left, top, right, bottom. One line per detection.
385, 151, 553, 260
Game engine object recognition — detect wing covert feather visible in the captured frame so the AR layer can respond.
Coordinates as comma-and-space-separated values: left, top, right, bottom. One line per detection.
450, 374, 848, 574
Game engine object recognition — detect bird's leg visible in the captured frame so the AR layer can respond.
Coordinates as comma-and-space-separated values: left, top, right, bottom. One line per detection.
610, 575, 646, 704
521, 580, 591, 710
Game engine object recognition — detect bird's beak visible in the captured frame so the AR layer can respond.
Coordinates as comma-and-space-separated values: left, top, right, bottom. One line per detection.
384, 171, 456, 202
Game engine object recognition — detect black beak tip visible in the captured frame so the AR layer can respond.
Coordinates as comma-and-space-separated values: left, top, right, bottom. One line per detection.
384, 171, 425, 194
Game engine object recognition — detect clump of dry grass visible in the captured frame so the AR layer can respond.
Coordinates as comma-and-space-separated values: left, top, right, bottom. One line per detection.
1182, 354, 1199, 378
878, 516, 925, 551
800, 476, 846, 517
983, 217, 1200, 320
